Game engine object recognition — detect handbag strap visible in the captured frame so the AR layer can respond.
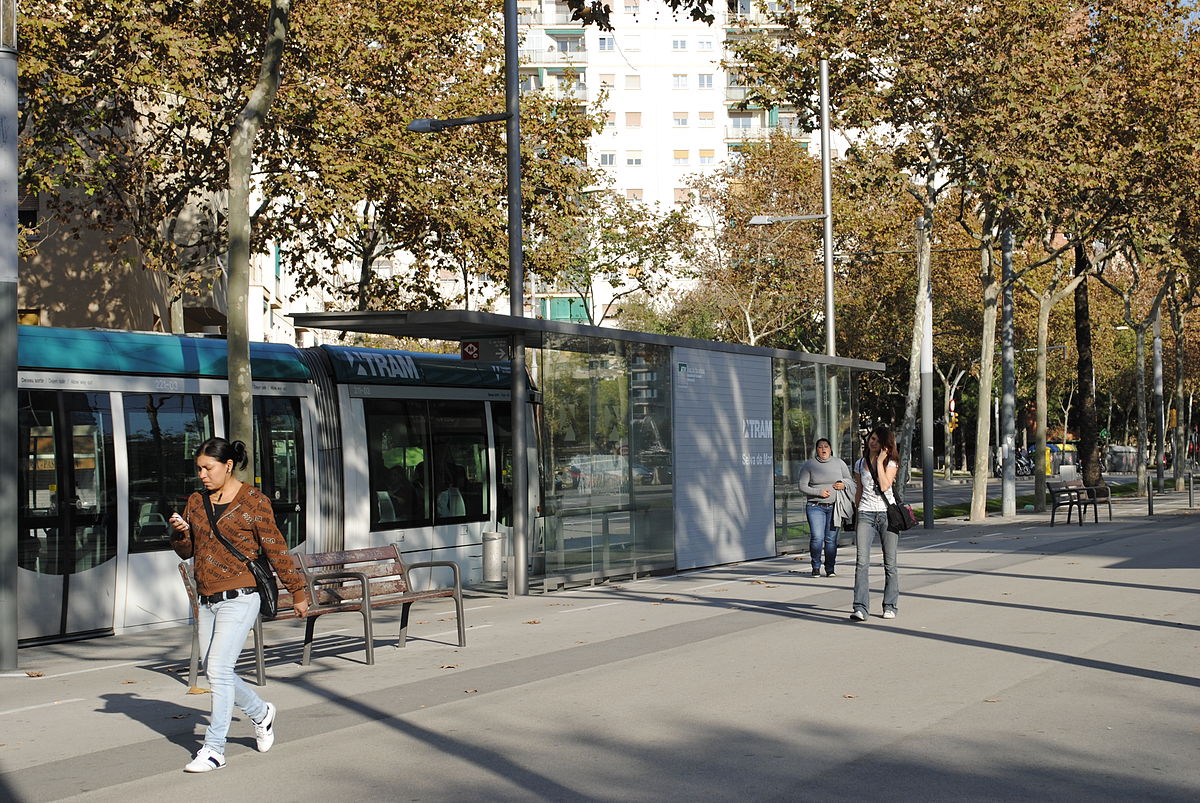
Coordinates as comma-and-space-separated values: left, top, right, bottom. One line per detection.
202, 493, 253, 565
864, 455, 899, 505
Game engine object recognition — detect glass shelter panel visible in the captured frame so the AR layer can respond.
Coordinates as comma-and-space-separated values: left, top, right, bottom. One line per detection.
124, 393, 213, 552
539, 336, 673, 584
773, 361, 857, 552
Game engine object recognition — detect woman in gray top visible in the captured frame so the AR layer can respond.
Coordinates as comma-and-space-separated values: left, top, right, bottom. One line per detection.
796, 439, 854, 578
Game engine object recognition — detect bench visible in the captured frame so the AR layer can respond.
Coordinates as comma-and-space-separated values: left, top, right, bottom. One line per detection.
179, 544, 465, 686
1047, 477, 1112, 526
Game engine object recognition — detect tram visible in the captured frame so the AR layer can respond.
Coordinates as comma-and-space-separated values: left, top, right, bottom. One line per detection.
16, 326, 529, 644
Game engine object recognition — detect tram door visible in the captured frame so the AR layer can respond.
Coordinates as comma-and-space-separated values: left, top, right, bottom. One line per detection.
17, 391, 118, 642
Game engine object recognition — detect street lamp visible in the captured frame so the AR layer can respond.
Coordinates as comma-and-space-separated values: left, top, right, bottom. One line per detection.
1, 0, 18, 669
408, 0, 529, 596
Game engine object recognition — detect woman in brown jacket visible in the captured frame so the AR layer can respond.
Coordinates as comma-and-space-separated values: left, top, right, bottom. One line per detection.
169, 437, 309, 772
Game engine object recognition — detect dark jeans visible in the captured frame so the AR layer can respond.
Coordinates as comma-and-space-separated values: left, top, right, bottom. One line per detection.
806, 502, 838, 573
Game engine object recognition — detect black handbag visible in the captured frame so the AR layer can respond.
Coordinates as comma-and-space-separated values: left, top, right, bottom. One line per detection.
202, 494, 279, 619
866, 456, 916, 533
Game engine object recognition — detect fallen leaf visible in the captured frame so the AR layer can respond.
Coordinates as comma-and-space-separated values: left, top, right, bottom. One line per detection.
842, 694, 857, 699
25, 671, 43, 678
186, 686, 212, 695
524, 619, 541, 625
661, 597, 677, 602
122, 680, 137, 685
751, 580, 767, 585
764, 584, 778, 589
464, 689, 478, 694
984, 698, 1001, 703
439, 664, 459, 670
651, 602, 662, 606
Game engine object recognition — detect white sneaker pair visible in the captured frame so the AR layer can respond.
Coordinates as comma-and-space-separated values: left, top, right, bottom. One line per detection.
183, 702, 276, 772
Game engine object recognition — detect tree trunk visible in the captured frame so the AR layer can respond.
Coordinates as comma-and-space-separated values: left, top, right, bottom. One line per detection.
899, 206, 933, 488
169, 293, 185, 334
1034, 302, 1051, 511
970, 234, 999, 521
1134, 326, 1148, 495
226, 0, 292, 480
1074, 245, 1100, 486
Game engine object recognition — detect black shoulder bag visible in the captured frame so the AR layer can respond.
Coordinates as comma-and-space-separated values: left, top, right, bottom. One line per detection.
202, 494, 279, 619
866, 456, 916, 533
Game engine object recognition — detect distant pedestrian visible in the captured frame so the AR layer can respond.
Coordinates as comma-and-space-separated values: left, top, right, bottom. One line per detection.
169, 437, 309, 772
796, 438, 855, 577
850, 426, 900, 621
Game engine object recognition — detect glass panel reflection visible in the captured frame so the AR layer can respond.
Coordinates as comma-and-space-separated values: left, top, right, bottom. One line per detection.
539, 336, 674, 583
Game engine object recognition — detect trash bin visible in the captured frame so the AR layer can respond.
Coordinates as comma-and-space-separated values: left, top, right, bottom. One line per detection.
482, 531, 503, 582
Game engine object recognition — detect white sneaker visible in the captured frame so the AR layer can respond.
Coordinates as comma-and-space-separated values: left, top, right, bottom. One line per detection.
253, 702, 276, 752
850, 609, 866, 621
882, 609, 897, 619
184, 746, 226, 773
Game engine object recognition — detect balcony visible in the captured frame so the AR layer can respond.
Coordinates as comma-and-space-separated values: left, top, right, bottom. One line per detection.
519, 48, 589, 65
724, 124, 811, 141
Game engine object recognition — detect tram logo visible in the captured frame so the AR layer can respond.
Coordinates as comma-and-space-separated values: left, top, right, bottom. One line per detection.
743, 419, 772, 439
344, 350, 420, 381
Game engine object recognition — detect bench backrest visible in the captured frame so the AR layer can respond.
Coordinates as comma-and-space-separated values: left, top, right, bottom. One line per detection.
298, 544, 410, 603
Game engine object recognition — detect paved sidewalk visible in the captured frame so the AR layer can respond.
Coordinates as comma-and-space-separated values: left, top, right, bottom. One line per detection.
2, 490, 1198, 802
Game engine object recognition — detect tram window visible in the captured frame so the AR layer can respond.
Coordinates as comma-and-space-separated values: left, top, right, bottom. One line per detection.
364, 399, 430, 529
124, 393, 213, 552
428, 401, 489, 524
251, 397, 306, 550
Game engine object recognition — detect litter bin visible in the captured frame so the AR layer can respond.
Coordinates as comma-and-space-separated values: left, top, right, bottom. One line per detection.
482, 531, 504, 582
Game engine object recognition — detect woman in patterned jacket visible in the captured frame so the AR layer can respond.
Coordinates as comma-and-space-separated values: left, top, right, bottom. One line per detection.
169, 437, 309, 773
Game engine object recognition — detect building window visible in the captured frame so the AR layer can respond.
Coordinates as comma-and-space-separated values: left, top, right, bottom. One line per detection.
625, 111, 642, 128
600, 151, 616, 166
17, 309, 41, 326
672, 73, 688, 89
699, 149, 716, 165
699, 111, 715, 127
600, 73, 615, 88
673, 149, 689, 165
698, 74, 713, 89
626, 150, 643, 166
674, 188, 691, 203
624, 2, 640, 12
731, 113, 753, 129
672, 38, 687, 51
698, 38, 713, 51
626, 188, 644, 201
606, 112, 617, 128
673, 111, 688, 127
598, 35, 615, 51
625, 74, 641, 90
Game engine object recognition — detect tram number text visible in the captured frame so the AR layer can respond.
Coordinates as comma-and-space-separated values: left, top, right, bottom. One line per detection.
153, 379, 183, 392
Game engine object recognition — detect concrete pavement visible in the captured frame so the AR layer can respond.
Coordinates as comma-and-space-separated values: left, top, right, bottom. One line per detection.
2, 490, 1198, 802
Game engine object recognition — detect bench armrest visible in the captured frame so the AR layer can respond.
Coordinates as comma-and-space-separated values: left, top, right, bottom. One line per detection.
404, 560, 462, 591
306, 570, 371, 611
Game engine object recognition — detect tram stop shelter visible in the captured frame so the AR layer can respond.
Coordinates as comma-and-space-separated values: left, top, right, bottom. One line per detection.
291, 310, 883, 591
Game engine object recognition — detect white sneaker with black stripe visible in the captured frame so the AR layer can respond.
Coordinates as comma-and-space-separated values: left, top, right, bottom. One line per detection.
184, 746, 226, 772
253, 702, 276, 752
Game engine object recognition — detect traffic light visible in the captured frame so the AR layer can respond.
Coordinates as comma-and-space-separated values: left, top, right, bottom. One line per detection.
948, 399, 958, 431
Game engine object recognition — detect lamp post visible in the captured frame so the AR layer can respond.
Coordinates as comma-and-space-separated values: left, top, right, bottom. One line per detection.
748, 211, 839, 452
1, 0, 18, 670
408, 0, 528, 595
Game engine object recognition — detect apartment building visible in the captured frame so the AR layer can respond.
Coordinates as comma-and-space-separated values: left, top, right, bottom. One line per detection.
518, 0, 820, 322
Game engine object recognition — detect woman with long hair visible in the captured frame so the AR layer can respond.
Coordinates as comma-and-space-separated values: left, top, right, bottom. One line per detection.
850, 426, 900, 621
168, 437, 309, 772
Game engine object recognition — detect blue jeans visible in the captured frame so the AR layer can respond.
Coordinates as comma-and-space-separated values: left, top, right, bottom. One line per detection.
197, 591, 268, 754
853, 510, 899, 614
806, 503, 838, 573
